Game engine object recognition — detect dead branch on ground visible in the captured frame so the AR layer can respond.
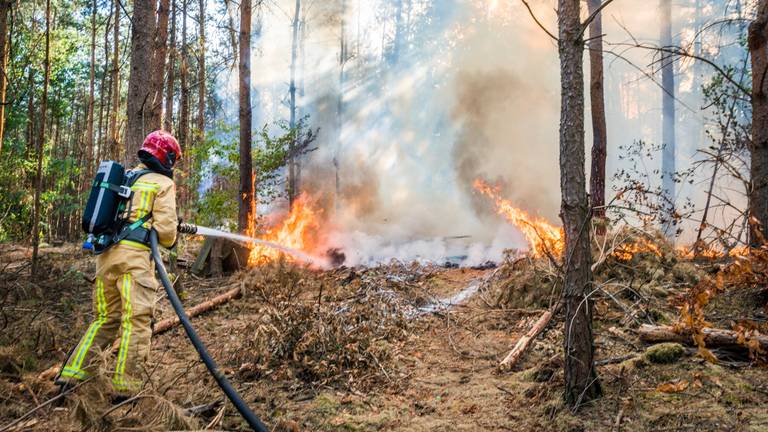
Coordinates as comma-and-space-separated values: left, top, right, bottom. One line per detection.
498, 306, 556, 371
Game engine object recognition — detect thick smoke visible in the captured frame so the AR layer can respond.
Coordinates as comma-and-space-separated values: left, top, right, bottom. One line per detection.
211, 0, 742, 264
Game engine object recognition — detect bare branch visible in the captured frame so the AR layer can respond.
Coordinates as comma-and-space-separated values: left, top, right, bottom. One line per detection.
579, 0, 616, 39
521, 0, 557, 42
606, 22, 751, 98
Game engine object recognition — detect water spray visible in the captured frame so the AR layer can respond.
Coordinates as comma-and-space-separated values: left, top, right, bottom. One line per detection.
177, 223, 329, 268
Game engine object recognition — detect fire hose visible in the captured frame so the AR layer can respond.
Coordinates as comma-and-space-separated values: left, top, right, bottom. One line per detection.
150, 228, 269, 432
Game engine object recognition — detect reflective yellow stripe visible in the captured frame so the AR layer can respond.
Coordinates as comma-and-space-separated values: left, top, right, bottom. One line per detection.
114, 274, 133, 384
118, 240, 150, 250
66, 278, 107, 374
132, 182, 160, 191
61, 367, 90, 380
138, 190, 148, 219
111, 377, 141, 391
134, 189, 157, 221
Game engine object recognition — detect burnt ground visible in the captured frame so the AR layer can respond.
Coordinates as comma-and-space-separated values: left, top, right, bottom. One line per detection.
1, 242, 768, 431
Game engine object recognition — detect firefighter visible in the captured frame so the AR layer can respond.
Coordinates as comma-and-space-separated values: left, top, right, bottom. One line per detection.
57, 130, 180, 399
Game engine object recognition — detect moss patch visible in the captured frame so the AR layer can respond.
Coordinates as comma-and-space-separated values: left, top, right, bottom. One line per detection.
644, 343, 685, 364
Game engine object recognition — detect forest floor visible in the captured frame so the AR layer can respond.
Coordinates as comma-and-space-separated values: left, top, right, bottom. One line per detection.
1, 240, 768, 431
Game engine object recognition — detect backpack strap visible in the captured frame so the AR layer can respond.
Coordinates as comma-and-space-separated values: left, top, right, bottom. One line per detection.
91, 169, 154, 198
125, 169, 153, 187
109, 169, 156, 250
113, 214, 153, 244
92, 180, 131, 198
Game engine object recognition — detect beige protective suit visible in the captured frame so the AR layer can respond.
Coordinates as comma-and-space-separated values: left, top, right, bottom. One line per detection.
61, 164, 177, 394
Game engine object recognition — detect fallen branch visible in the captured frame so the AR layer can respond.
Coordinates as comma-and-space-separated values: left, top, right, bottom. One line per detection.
153, 284, 243, 335
498, 308, 555, 371
109, 284, 245, 352
638, 324, 768, 351
595, 354, 637, 366
0, 379, 91, 432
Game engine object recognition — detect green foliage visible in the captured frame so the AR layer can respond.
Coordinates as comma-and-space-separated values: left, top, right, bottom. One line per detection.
188, 119, 310, 230
0, 0, 95, 243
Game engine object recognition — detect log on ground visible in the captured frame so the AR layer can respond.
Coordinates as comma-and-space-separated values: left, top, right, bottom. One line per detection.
638, 324, 768, 351
153, 284, 243, 334
499, 309, 554, 371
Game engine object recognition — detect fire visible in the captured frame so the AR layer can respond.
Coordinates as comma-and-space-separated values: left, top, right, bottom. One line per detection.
474, 178, 668, 261
473, 179, 564, 257
248, 193, 322, 265
675, 244, 750, 260
611, 238, 662, 261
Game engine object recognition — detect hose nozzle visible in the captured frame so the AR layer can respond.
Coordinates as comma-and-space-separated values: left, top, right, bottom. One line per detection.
178, 223, 198, 235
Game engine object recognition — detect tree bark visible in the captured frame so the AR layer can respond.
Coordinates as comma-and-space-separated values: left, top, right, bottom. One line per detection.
238, 0, 254, 233
108, 0, 121, 160
31, 0, 52, 277
660, 0, 676, 239
25, 62, 34, 157
179, 0, 190, 211
196, 0, 205, 141
0, 1, 11, 155
164, 0, 176, 133
749, 1, 768, 245
558, 0, 601, 407
587, 0, 607, 235
149, 0, 170, 131
86, 0, 97, 185
288, 0, 300, 205
224, 0, 238, 66
125, 0, 157, 163
96, 11, 111, 161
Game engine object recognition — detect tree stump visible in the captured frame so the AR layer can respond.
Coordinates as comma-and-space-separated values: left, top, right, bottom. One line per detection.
191, 237, 250, 277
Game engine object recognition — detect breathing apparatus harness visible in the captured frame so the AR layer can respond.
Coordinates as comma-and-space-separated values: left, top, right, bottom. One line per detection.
81, 161, 153, 254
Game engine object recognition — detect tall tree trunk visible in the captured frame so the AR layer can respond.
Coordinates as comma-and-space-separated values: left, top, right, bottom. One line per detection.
749, 0, 768, 245
32, 0, 52, 277
125, 0, 157, 163
24, 1, 36, 158
224, 0, 238, 66
558, 0, 602, 407
660, 0, 676, 238
238, 0, 253, 233
86, 0, 97, 185
179, 0, 190, 210
288, 0, 300, 205
296, 16, 305, 192
0, 1, 10, 155
196, 0, 205, 141
335, 0, 349, 212
97, 11, 111, 161
587, 0, 607, 235
150, 0, 170, 130
388, 0, 403, 65
164, 0, 176, 132
108, 0, 120, 160
25, 68, 34, 156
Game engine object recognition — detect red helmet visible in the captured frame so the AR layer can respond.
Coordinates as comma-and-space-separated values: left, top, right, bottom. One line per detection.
139, 130, 181, 167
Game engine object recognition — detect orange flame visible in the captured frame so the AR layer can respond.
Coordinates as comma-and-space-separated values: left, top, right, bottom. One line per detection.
248, 193, 323, 265
675, 244, 750, 260
473, 179, 564, 257
611, 238, 662, 261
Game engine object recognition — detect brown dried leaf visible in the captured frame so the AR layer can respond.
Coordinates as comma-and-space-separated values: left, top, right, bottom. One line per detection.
697, 347, 718, 364
656, 379, 689, 393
